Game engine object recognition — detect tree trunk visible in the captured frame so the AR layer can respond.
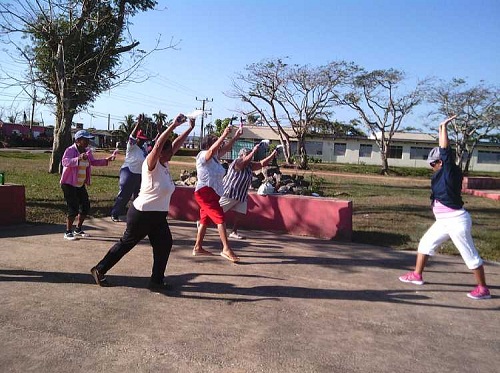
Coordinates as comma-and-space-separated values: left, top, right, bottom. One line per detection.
49, 110, 75, 173
462, 144, 476, 176
297, 135, 308, 169
380, 143, 389, 175
276, 130, 293, 164
49, 41, 76, 174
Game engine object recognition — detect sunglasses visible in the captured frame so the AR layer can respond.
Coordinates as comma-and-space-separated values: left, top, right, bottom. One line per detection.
430, 161, 439, 167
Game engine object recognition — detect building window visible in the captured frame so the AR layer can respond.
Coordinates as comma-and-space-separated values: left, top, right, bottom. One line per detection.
359, 144, 372, 158
477, 151, 500, 164
334, 143, 347, 156
305, 141, 323, 156
410, 146, 433, 160
387, 145, 403, 159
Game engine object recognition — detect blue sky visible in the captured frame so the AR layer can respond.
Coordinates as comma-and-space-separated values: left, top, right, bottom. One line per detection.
2, 0, 499, 135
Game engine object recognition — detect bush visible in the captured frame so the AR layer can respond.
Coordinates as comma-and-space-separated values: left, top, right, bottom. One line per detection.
175, 148, 199, 157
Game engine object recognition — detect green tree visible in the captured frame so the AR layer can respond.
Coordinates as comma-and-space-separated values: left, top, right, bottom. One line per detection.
204, 121, 215, 135
246, 113, 260, 125
0, 0, 174, 173
118, 114, 136, 139
213, 117, 236, 136
427, 78, 499, 174
153, 111, 168, 127
310, 117, 366, 136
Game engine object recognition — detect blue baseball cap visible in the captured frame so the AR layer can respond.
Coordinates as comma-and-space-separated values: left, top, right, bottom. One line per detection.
74, 130, 94, 140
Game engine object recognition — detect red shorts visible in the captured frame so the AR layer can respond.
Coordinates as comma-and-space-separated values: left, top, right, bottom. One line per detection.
194, 186, 225, 225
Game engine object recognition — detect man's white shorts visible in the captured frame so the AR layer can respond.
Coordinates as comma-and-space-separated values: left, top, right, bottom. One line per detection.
219, 196, 247, 214
417, 210, 483, 269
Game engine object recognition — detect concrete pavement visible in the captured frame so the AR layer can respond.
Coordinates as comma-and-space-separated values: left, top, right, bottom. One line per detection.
0, 218, 499, 373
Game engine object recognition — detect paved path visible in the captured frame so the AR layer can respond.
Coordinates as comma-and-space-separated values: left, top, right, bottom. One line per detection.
1, 219, 499, 373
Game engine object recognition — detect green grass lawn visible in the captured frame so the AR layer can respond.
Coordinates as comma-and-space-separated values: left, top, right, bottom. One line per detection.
1, 150, 499, 262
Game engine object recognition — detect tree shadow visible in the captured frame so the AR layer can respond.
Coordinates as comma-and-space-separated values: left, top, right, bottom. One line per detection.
0, 222, 64, 238
352, 230, 411, 246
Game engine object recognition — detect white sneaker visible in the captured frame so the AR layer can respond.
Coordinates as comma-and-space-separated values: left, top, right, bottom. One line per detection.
64, 231, 77, 241
229, 232, 245, 239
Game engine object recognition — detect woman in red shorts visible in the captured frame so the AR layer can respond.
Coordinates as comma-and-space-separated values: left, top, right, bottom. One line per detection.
193, 125, 242, 262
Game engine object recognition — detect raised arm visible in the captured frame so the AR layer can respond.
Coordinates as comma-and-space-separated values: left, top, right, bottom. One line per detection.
235, 144, 260, 171
219, 126, 242, 156
131, 114, 143, 138
439, 115, 456, 148
205, 125, 233, 161
251, 148, 278, 171
147, 113, 185, 170
171, 117, 196, 155
152, 115, 164, 143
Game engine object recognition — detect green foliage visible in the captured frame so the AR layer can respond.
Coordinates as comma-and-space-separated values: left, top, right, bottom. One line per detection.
213, 117, 237, 136
307, 155, 322, 164
118, 115, 136, 137
174, 148, 198, 157
307, 173, 326, 195
309, 118, 366, 137
0, 1, 160, 173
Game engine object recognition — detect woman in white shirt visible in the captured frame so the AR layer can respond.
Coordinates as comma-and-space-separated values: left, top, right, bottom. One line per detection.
193, 125, 242, 262
91, 113, 195, 290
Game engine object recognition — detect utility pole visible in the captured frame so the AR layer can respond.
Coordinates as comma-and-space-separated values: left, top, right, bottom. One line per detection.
195, 97, 213, 149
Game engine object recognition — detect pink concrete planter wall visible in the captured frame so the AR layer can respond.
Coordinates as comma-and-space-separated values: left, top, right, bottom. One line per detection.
462, 177, 500, 190
0, 184, 26, 225
169, 186, 352, 240
462, 177, 500, 201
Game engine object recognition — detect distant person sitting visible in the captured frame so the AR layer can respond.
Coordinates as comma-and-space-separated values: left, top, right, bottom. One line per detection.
60, 130, 115, 240
110, 114, 149, 222
219, 144, 278, 239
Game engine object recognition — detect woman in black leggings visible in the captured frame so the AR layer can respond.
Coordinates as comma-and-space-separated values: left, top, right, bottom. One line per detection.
91, 113, 195, 290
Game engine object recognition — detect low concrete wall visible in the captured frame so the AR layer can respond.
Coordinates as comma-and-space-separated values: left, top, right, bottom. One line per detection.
462, 177, 500, 190
169, 186, 352, 240
462, 177, 500, 201
0, 184, 26, 225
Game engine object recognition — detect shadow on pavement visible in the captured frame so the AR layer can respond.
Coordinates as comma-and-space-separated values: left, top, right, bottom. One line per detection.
1, 269, 498, 311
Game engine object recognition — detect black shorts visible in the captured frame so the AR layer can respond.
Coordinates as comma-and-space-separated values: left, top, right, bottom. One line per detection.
61, 184, 90, 218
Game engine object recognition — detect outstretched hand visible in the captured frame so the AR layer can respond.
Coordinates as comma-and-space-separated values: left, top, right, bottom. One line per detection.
172, 113, 187, 128
223, 125, 233, 137
440, 115, 457, 127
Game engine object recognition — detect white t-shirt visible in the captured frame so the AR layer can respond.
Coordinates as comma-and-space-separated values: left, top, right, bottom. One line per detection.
133, 159, 175, 212
195, 151, 226, 196
121, 137, 147, 174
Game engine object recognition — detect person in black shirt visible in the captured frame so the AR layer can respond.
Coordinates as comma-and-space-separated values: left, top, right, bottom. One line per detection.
399, 115, 490, 300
